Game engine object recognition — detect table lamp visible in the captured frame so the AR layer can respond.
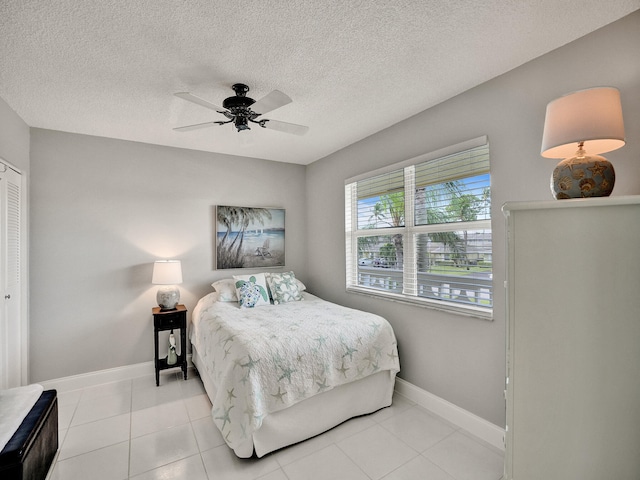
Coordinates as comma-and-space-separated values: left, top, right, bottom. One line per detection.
541, 86, 625, 199
152, 260, 183, 310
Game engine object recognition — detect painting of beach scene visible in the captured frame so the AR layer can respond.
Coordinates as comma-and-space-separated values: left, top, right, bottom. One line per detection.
216, 205, 285, 269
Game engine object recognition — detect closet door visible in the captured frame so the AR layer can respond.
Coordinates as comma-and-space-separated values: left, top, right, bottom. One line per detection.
0, 163, 22, 389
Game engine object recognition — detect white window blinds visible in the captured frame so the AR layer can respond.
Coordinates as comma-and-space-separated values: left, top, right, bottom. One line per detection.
345, 137, 492, 318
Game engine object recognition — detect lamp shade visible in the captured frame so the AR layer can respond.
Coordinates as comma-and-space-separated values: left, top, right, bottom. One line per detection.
541, 87, 625, 159
152, 260, 183, 285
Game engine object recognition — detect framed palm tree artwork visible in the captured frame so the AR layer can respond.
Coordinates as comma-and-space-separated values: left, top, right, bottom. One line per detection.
215, 205, 285, 269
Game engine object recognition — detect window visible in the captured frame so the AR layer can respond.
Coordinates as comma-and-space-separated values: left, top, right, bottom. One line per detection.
345, 137, 492, 318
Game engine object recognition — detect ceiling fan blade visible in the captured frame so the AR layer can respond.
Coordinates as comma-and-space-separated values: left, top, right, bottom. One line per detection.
251, 90, 292, 115
173, 121, 218, 132
174, 92, 226, 112
261, 119, 309, 136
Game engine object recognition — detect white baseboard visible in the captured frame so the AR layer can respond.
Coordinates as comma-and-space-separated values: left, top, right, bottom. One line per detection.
394, 377, 505, 452
38, 356, 194, 393
38, 361, 155, 392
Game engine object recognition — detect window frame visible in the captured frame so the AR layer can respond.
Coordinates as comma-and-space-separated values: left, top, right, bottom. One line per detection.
345, 136, 493, 320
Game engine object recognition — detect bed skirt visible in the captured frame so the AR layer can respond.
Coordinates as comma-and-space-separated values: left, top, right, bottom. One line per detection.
192, 344, 395, 458
0, 390, 58, 480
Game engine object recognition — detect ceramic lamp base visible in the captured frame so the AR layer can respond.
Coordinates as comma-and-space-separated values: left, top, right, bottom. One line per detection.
551, 153, 615, 199
156, 285, 180, 310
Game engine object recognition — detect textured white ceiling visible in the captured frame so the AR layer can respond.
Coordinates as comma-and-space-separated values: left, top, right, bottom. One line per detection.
1, 1, 638, 165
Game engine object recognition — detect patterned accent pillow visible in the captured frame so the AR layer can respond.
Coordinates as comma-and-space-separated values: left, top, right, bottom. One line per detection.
211, 279, 238, 302
265, 271, 303, 304
233, 273, 270, 308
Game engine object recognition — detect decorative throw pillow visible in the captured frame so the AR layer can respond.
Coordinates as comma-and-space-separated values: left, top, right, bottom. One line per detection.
211, 279, 238, 302
265, 271, 303, 304
233, 273, 270, 308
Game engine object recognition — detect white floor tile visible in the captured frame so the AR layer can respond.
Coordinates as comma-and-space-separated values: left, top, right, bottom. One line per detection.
129, 423, 199, 476
50, 441, 129, 480
273, 429, 333, 467
382, 455, 456, 480
58, 427, 68, 447
380, 405, 457, 452
424, 431, 504, 480
71, 391, 132, 426
59, 413, 131, 460
56, 389, 83, 407
156, 370, 184, 387
191, 415, 227, 452
337, 424, 419, 480
131, 400, 190, 438
272, 414, 375, 467
256, 469, 289, 480
132, 381, 184, 411
283, 444, 369, 480
81, 379, 132, 401
58, 403, 76, 430
324, 414, 377, 444
200, 444, 280, 480
184, 393, 212, 420
46, 377, 505, 480
179, 375, 207, 398
368, 392, 415, 423
129, 454, 208, 480
132, 374, 165, 391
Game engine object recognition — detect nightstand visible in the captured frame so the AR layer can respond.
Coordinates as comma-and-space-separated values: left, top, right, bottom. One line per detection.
152, 304, 188, 386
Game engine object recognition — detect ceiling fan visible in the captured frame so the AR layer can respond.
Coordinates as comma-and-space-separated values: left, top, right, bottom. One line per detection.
173, 83, 309, 136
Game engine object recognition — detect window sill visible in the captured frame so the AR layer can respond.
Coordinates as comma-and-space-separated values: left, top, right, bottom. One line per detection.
346, 286, 494, 321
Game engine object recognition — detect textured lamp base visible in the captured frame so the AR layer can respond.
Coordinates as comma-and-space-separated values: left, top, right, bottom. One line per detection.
551, 153, 615, 199
156, 285, 180, 310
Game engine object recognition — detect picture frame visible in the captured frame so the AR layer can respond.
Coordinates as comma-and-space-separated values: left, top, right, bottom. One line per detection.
215, 205, 285, 269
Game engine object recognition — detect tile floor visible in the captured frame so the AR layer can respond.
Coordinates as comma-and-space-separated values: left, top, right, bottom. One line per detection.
46, 368, 504, 480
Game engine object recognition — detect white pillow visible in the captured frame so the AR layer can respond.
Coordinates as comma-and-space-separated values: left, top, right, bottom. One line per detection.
211, 279, 238, 302
233, 273, 271, 308
265, 271, 303, 304
296, 278, 306, 292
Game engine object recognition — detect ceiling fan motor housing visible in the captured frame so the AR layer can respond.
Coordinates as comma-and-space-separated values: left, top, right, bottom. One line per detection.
222, 83, 256, 132
222, 84, 256, 131
223, 83, 255, 109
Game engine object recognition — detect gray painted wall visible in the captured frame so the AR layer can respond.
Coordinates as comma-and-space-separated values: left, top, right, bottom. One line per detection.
0, 97, 30, 172
304, 12, 640, 427
29, 130, 307, 382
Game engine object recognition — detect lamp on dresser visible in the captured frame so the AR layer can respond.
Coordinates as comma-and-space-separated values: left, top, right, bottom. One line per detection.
151, 260, 183, 310
541, 86, 626, 199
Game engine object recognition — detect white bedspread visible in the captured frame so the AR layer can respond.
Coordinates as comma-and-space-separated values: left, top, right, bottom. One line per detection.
0, 384, 44, 451
191, 292, 399, 453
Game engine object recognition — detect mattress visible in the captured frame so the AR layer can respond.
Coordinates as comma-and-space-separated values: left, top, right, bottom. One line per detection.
191, 291, 400, 457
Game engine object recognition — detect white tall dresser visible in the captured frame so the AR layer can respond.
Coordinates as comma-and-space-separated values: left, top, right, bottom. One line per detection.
503, 196, 640, 479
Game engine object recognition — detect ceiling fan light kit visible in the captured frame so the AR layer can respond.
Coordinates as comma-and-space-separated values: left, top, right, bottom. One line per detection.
174, 84, 309, 136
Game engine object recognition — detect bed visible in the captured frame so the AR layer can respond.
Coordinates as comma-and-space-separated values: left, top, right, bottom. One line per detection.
190, 274, 400, 458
